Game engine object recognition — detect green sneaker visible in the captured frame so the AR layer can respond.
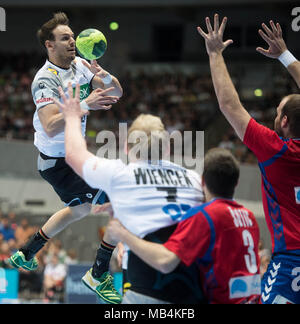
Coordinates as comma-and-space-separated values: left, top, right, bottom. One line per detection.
8, 251, 38, 271
82, 268, 122, 304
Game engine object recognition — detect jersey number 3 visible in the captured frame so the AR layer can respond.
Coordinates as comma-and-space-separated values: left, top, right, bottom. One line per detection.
242, 229, 258, 274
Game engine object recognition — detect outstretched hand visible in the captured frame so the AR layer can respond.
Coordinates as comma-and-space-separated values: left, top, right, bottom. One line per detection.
82, 59, 110, 79
54, 82, 88, 119
197, 14, 233, 55
256, 20, 287, 58
86, 87, 119, 111
55, 82, 118, 113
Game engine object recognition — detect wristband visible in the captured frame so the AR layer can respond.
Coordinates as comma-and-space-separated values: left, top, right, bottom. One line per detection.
100, 73, 113, 84
278, 50, 297, 68
80, 100, 90, 111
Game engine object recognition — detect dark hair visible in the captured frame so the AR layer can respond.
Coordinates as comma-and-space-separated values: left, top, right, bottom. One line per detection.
281, 94, 300, 138
203, 148, 240, 199
37, 12, 69, 49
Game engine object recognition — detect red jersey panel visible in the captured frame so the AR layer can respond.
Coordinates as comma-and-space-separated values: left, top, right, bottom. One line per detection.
164, 199, 260, 304
243, 118, 300, 253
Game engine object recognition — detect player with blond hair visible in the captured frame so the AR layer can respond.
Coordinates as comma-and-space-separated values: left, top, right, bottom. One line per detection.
57, 82, 205, 304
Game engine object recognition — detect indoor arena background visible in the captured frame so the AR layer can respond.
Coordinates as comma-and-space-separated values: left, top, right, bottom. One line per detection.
0, 0, 299, 303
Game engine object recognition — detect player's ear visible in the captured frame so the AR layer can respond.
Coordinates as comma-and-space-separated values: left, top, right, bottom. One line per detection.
280, 115, 288, 129
45, 40, 54, 52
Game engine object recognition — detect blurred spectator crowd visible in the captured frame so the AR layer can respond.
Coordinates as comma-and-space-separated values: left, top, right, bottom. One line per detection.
0, 208, 78, 303
0, 52, 298, 165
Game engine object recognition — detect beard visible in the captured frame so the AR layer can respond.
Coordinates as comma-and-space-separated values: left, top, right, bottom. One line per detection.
64, 51, 75, 62
274, 120, 284, 137
56, 51, 75, 68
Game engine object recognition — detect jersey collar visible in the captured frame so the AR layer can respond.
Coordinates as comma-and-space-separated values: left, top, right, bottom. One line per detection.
47, 59, 73, 72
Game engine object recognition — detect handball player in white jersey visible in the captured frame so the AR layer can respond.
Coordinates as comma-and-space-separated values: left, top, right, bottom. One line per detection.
56, 83, 205, 304
8, 12, 124, 304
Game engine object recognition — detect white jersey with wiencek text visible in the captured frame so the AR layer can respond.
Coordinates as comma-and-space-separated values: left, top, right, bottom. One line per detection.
83, 158, 204, 268
32, 57, 94, 157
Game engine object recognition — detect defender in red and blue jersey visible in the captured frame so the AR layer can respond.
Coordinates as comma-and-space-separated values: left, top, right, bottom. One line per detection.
244, 112, 300, 304
164, 198, 261, 304
244, 117, 300, 254
197, 15, 300, 303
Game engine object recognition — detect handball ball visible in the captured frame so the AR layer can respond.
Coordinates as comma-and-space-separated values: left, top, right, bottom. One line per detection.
76, 28, 107, 60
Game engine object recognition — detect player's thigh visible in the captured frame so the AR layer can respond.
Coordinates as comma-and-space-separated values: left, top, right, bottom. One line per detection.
38, 154, 108, 207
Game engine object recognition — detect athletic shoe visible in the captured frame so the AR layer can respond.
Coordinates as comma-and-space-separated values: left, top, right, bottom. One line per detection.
8, 251, 38, 271
82, 268, 122, 304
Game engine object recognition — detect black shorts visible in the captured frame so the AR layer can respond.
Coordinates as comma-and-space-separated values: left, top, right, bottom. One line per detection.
38, 153, 108, 207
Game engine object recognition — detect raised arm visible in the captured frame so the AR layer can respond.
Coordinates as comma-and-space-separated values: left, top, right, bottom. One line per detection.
197, 14, 251, 141
256, 20, 300, 88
